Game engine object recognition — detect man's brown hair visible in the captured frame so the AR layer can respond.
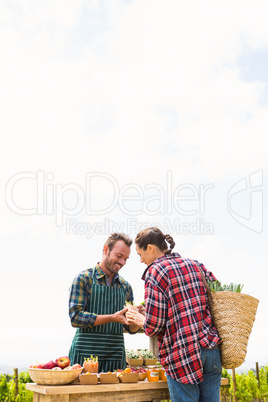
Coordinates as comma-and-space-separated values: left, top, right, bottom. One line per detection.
104, 233, 132, 251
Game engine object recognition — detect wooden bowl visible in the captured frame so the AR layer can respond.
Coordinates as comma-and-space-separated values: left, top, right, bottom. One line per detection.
28, 368, 83, 385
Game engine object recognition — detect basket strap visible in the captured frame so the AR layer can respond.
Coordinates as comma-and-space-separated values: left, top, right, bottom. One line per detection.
197, 267, 212, 299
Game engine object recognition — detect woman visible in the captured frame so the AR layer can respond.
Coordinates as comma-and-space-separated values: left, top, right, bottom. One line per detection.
126, 227, 222, 402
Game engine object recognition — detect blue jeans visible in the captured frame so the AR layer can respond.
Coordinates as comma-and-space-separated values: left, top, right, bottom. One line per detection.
166, 346, 222, 402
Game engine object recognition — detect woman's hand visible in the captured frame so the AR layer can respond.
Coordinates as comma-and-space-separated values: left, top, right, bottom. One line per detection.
126, 310, 145, 327
137, 304, 145, 315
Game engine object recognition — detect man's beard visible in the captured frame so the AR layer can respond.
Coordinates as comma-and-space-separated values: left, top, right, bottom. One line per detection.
104, 251, 122, 275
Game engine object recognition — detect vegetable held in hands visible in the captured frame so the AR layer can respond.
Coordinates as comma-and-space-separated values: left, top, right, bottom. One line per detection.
125, 301, 145, 315
124, 301, 139, 312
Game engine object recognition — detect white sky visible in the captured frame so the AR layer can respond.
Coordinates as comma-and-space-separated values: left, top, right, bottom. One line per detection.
0, 0, 267, 373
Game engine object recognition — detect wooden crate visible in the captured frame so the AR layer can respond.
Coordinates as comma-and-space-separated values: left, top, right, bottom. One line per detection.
118, 372, 139, 383
137, 349, 159, 366
80, 373, 98, 385
126, 355, 144, 366
99, 373, 119, 384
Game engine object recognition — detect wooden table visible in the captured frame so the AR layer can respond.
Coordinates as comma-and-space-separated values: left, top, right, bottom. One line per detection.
26, 381, 170, 401
27, 378, 229, 401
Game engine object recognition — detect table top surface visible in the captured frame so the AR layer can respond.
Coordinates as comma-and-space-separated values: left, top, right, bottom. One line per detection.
26, 378, 228, 395
26, 381, 169, 395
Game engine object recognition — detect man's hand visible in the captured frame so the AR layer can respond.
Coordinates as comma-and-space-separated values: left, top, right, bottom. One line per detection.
112, 307, 129, 325
93, 307, 143, 329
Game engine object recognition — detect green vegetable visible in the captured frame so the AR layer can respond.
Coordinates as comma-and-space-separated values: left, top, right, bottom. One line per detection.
138, 349, 157, 359
126, 349, 140, 359
207, 280, 244, 293
84, 355, 98, 362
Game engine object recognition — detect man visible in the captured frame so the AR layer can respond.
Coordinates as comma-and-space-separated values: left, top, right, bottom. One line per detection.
68, 233, 140, 372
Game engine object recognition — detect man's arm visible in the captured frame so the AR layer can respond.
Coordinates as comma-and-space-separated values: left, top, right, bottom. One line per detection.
93, 307, 129, 326
69, 272, 98, 328
69, 273, 131, 328
123, 283, 142, 333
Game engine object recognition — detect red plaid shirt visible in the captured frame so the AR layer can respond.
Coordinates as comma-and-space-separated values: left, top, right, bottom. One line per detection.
142, 252, 221, 385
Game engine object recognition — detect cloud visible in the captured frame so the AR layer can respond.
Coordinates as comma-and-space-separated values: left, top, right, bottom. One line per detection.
1, 0, 268, 184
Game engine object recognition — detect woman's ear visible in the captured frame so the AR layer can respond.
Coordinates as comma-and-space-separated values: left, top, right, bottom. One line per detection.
147, 244, 154, 253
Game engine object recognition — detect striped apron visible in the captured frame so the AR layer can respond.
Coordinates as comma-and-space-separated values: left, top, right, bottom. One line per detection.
68, 267, 126, 372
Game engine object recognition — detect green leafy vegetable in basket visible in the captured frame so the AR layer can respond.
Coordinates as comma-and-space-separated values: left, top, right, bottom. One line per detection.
138, 349, 156, 359
207, 280, 244, 293
126, 349, 140, 359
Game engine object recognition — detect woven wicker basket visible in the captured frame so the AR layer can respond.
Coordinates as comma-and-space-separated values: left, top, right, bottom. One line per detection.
209, 291, 259, 369
28, 368, 83, 385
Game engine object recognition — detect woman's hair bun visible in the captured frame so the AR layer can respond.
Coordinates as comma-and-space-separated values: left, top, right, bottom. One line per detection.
164, 234, 175, 254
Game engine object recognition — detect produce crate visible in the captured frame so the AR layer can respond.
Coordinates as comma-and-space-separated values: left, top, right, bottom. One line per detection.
125, 349, 143, 366
137, 349, 158, 366
99, 373, 119, 384
118, 372, 139, 383
126, 356, 144, 366
80, 373, 98, 385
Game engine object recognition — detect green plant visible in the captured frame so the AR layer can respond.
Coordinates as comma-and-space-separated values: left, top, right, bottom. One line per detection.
220, 365, 268, 401
0, 372, 33, 402
207, 280, 244, 293
259, 365, 268, 399
126, 349, 140, 359
0, 375, 9, 402
231, 370, 261, 401
138, 349, 157, 359
18, 372, 32, 384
